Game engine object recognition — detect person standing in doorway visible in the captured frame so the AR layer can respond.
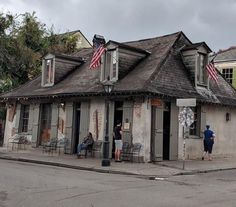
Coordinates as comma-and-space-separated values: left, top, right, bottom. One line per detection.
114, 121, 122, 162
202, 125, 215, 161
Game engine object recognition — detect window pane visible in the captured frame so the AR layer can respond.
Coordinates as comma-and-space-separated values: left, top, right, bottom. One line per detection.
21, 105, 30, 132
189, 107, 197, 136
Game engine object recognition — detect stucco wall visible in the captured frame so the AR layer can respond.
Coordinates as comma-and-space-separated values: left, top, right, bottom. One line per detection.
3, 107, 16, 146
178, 104, 236, 159
89, 98, 105, 141
132, 98, 151, 162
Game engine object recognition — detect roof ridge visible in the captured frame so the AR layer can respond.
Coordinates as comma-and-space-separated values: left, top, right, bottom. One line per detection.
142, 32, 182, 88
122, 31, 181, 44
217, 46, 236, 54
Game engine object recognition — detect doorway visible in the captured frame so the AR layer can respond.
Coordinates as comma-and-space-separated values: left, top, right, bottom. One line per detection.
112, 101, 123, 158
163, 103, 170, 160
74, 103, 81, 154
39, 104, 52, 145
151, 102, 171, 161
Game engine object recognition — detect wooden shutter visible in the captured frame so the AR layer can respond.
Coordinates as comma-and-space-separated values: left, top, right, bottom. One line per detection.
122, 101, 134, 145
169, 102, 178, 160
79, 101, 90, 143
27, 104, 34, 133
14, 104, 21, 133
65, 102, 74, 154
200, 106, 206, 138
154, 107, 163, 161
32, 104, 40, 147
50, 103, 59, 140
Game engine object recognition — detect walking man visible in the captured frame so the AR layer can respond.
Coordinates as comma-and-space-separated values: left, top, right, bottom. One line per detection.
202, 125, 215, 161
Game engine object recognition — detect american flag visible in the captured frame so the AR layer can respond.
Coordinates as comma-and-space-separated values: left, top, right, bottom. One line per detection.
89, 44, 106, 69
206, 62, 218, 83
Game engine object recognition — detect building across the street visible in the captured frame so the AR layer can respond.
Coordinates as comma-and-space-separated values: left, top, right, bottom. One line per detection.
214, 47, 236, 88
1, 31, 236, 162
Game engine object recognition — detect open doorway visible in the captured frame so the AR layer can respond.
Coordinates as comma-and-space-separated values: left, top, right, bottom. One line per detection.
73, 103, 81, 154
151, 102, 171, 161
112, 101, 123, 158
163, 103, 170, 160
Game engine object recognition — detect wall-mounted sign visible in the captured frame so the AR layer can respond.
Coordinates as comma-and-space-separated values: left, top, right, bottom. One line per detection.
151, 99, 163, 107
123, 122, 130, 130
176, 98, 196, 107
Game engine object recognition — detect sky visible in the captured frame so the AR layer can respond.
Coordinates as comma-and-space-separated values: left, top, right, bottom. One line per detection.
0, 0, 236, 52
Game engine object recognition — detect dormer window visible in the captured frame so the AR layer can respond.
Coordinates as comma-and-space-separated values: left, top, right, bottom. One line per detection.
100, 40, 149, 83
196, 53, 207, 85
101, 49, 118, 82
42, 54, 55, 87
181, 42, 212, 88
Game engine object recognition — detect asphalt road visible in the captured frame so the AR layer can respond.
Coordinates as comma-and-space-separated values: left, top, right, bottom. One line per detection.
0, 159, 236, 207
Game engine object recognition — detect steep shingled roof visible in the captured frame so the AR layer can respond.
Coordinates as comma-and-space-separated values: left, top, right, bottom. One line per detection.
215, 47, 236, 62
1, 31, 236, 106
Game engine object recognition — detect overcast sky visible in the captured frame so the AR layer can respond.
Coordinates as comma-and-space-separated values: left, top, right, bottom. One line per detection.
0, 0, 235, 51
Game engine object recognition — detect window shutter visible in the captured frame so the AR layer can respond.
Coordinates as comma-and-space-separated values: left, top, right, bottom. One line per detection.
79, 102, 90, 143
27, 105, 34, 133
50, 103, 59, 140
122, 101, 134, 145
200, 109, 206, 138
169, 102, 178, 160
14, 104, 21, 133
32, 104, 40, 147
65, 102, 74, 154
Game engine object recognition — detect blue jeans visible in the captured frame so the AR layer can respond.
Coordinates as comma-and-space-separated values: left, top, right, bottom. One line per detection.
77, 143, 87, 155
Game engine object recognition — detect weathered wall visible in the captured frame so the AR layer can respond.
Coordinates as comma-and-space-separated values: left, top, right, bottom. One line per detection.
132, 98, 151, 162
178, 104, 236, 159
3, 107, 16, 146
89, 98, 105, 141
58, 106, 66, 139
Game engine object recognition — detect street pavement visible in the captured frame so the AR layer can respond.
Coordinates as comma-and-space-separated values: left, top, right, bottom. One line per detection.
0, 146, 236, 178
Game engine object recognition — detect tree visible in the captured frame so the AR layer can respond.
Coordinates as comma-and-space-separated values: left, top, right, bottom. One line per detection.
0, 11, 78, 91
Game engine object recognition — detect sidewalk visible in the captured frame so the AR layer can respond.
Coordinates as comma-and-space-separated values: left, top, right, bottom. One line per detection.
0, 147, 236, 178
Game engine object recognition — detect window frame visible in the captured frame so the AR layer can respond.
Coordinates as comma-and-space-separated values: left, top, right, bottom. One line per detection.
100, 48, 118, 82
196, 52, 208, 86
42, 56, 55, 87
222, 68, 233, 84
20, 104, 30, 133
189, 106, 201, 138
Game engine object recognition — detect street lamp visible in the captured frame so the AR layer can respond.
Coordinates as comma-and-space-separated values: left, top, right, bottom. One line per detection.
101, 80, 114, 167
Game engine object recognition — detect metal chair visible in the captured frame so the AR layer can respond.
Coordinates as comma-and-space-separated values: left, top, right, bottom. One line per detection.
42, 138, 57, 155
122, 142, 132, 161
130, 143, 142, 163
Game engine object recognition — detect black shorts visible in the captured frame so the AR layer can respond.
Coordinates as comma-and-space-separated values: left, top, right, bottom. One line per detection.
204, 139, 214, 153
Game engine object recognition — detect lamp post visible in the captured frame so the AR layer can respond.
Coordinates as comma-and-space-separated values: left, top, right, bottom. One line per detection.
101, 81, 114, 167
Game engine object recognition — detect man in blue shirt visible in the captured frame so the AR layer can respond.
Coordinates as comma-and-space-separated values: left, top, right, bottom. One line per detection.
202, 125, 215, 161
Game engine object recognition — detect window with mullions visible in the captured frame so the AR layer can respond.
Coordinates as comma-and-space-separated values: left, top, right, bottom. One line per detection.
42, 58, 54, 86
189, 106, 201, 136
20, 105, 30, 133
222, 68, 233, 84
101, 49, 118, 81
197, 53, 207, 85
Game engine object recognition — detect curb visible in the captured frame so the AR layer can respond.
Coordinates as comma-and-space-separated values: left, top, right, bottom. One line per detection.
1, 155, 236, 179
0, 156, 141, 176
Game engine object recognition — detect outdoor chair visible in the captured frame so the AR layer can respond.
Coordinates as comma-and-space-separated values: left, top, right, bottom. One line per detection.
8, 133, 30, 151
42, 138, 57, 155
91, 140, 102, 158
57, 138, 69, 155
121, 142, 132, 161
130, 143, 142, 163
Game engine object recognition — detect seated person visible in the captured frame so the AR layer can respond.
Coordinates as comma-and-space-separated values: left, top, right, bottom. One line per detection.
77, 132, 94, 157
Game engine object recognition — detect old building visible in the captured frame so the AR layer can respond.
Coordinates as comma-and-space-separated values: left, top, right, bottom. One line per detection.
1, 31, 236, 162
214, 47, 236, 88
